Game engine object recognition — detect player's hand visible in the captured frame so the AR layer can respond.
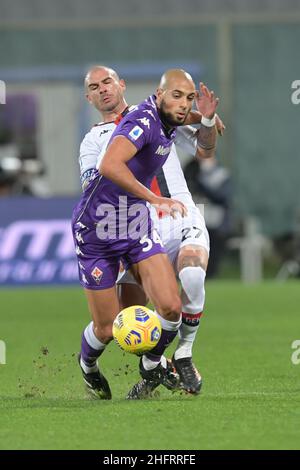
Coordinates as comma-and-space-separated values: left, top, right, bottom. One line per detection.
151, 196, 187, 219
195, 82, 219, 119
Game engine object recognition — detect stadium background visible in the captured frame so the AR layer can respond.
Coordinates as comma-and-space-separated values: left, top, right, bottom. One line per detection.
1, 0, 300, 283
0, 0, 300, 451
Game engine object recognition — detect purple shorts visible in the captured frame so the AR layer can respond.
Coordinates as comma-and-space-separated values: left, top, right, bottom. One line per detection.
72, 219, 166, 290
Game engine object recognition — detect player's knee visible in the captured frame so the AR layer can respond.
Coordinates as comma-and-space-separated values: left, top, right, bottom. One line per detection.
159, 295, 182, 321
93, 323, 113, 344
179, 266, 206, 314
177, 246, 208, 272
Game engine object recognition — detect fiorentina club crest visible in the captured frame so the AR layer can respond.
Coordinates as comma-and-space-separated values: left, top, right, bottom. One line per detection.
91, 266, 103, 284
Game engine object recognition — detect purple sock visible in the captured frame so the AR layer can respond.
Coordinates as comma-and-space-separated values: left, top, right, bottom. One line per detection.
145, 328, 178, 362
81, 332, 104, 367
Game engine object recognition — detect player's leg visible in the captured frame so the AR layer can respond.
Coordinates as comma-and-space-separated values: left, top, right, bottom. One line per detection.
117, 269, 148, 309
117, 266, 178, 397
174, 243, 208, 394
79, 286, 119, 399
118, 283, 147, 309
127, 253, 182, 399
74, 224, 120, 400
72, 214, 122, 398
123, 227, 183, 356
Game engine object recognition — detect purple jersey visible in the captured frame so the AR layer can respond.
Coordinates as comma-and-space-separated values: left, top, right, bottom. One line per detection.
74, 95, 176, 218
72, 95, 176, 289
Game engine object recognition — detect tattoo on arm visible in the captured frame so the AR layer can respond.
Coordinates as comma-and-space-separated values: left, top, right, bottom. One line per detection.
197, 125, 216, 151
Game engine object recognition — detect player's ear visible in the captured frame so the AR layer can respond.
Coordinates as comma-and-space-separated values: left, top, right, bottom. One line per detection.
156, 87, 163, 105
86, 93, 92, 105
119, 79, 126, 92
156, 87, 163, 97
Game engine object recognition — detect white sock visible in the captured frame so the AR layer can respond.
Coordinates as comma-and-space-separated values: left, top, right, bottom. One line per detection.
80, 357, 99, 374
141, 354, 170, 371
85, 322, 106, 351
142, 355, 160, 371
175, 325, 198, 360
154, 311, 182, 332
175, 266, 206, 360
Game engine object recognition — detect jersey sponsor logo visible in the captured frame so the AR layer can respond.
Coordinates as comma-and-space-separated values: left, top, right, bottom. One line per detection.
137, 117, 150, 129
129, 125, 144, 140
91, 266, 103, 284
143, 109, 156, 120
155, 145, 171, 156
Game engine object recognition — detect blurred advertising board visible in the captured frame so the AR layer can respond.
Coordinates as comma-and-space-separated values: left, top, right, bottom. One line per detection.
0, 197, 78, 286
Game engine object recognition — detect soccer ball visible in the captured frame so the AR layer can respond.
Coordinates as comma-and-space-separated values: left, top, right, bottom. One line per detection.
112, 305, 161, 355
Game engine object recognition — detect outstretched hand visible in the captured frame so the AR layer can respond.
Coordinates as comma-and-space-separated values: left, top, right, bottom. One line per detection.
195, 82, 219, 119
151, 196, 187, 219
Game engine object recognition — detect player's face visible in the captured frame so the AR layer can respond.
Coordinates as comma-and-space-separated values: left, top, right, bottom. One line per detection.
86, 69, 126, 114
157, 81, 196, 127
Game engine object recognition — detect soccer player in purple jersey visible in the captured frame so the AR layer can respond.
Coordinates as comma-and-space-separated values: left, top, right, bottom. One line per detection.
73, 69, 218, 399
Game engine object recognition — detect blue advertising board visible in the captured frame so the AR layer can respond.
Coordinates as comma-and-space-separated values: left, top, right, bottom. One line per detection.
0, 197, 78, 286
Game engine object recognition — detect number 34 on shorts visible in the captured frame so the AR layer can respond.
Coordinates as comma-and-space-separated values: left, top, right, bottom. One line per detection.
140, 229, 163, 252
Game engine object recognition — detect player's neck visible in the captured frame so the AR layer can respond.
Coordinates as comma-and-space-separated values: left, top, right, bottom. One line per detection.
101, 103, 129, 123
155, 102, 175, 134
157, 108, 175, 136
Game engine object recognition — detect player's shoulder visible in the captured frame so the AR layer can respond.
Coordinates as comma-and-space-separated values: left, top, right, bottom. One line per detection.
125, 96, 159, 125
89, 121, 115, 135
81, 122, 115, 145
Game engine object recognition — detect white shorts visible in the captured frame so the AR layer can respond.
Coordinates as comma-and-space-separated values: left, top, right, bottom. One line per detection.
117, 204, 209, 284
155, 204, 210, 266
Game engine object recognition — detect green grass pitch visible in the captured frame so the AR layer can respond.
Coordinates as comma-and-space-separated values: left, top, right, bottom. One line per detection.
0, 281, 300, 450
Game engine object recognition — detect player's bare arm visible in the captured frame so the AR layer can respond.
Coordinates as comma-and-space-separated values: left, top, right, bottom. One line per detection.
194, 82, 219, 159
99, 136, 187, 217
